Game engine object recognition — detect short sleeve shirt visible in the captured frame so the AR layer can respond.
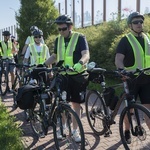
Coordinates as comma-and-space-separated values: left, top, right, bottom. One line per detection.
116, 35, 144, 67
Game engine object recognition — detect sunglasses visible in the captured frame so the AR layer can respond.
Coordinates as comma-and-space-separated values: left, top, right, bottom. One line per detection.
34, 36, 42, 38
132, 20, 144, 25
58, 27, 68, 31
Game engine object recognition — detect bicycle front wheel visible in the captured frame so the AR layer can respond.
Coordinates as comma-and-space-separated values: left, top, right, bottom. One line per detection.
53, 104, 85, 150
29, 102, 46, 138
119, 103, 150, 150
85, 90, 107, 135
0, 70, 8, 96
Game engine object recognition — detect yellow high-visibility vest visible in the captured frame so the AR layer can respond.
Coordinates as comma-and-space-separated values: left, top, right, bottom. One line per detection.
1, 40, 13, 58
29, 44, 47, 65
125, 32, 150, 72
57, 32, 86, 74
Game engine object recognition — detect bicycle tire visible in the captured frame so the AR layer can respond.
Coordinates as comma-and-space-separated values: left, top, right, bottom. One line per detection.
29, 102, 46, 138
12, 91, 18, 109
85, 90, 108, 135
119, 103, 150, 150
0, 70, 8, 96
53, 104, 85, 150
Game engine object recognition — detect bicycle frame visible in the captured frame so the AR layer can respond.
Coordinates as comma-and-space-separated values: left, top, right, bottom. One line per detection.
88, 66, 150, 127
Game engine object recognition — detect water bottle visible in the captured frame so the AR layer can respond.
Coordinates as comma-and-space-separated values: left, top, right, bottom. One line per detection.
61, 91, 67, 101
80, 91, 85, 101
29, 78, 37, 84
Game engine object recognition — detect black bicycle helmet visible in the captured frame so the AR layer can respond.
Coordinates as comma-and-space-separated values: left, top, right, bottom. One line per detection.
32, 29, 43, 36
2, 31, 11, 36
54, 15, 73, 25
127, 12, 144, 25
30, 25, 38, 32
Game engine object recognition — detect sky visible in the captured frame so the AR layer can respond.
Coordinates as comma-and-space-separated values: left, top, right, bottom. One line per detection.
0, 0, 150, 30
0, 0, 61, 30
0, 0, 20, 29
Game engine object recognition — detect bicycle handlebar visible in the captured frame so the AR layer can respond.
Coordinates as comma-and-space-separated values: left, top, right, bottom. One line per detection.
38, 65, 76, 74
9, 63, 36, 68
88, 66, 150, 80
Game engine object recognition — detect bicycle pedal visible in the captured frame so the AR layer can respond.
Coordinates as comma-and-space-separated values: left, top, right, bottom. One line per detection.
104, 132, 110, 137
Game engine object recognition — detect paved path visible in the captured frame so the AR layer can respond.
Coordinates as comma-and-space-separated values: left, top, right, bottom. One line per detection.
1, 93, 125, 150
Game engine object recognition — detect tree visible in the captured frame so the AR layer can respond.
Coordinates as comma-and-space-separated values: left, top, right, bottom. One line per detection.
16, 0, 59, 50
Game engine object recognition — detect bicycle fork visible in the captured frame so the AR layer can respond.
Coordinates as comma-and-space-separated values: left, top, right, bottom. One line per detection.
126, 106, 144, 138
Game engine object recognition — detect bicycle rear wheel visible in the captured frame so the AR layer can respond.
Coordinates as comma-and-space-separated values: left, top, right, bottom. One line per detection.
53, 104, 85, 150
0, 70, 8, 96
119, 103, 150, 150
85, 90, 107, 135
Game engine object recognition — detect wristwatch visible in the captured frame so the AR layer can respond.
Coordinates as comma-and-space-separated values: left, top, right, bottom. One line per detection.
78, 60, 84, 65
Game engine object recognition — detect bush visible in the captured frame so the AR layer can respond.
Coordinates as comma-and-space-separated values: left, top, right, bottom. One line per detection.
46, 15, 150, 70
0, 102, 24, 150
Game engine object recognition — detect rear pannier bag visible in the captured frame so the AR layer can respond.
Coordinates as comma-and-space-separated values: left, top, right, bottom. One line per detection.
16, 84, 39, 110
103, 87, 115, 106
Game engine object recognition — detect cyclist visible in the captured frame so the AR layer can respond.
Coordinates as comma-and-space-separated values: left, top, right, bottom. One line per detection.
11, 35, 19, 64
23, 29, 51, 137
115, 12, 150, 144
44, 14, 90, 142
0, 31, 18, 90
23, 29, 50, 66
21, 25, 45, 56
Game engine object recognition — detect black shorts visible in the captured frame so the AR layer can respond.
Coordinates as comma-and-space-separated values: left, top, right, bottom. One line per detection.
59, 73, 89, 104
128, 74, 150, 104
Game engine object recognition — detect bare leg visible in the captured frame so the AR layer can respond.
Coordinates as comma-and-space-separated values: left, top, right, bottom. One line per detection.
10, 72, 15, 87
124, 108, 134, 130
143, 104, 150, 130
71, 102, 81, 130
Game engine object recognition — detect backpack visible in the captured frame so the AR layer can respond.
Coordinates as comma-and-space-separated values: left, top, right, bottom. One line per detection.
16, 84, 39, 110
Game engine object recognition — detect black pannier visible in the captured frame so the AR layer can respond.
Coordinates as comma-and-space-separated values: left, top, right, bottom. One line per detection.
88, 72, 104, 83
16, 84, 39, 110
31, 67, 49, 86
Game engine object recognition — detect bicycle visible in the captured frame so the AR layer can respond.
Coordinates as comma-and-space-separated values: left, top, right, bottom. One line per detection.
17, 65, 85, 149
9, 63, 31, 108
85, 62, 150, 150
0, 58, 10, 96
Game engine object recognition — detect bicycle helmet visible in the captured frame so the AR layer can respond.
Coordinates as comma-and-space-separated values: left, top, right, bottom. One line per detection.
54, 15, 73, 25
32, 29, 43, 36
39, 29, 43, 36
30, 26, 38, 32
11, 35, 15, 39
127, 12, 144, 25
2, 31, 11, 36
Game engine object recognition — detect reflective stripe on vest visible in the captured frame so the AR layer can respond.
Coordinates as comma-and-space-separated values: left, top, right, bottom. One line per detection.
29, 36, 34, 44
57, 32, 85, 75
1, 41, 13, 58
125, 33, 150, 72
30, 44, 47, 65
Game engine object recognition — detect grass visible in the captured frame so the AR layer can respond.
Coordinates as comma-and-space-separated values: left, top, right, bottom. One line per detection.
0, 100, 24, 150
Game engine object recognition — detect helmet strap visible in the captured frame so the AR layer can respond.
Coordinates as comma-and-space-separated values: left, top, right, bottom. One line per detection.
131, 26, 143, 37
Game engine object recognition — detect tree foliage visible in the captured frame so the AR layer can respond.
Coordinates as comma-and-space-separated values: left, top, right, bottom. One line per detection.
16, 0, 59, 50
